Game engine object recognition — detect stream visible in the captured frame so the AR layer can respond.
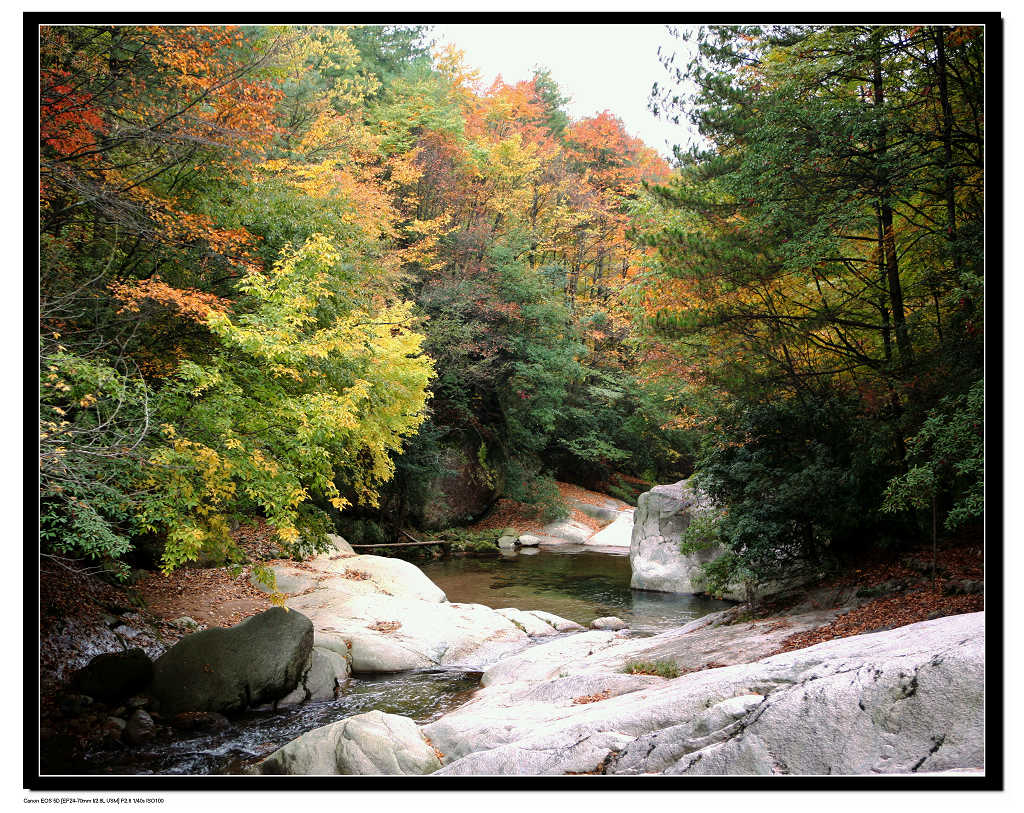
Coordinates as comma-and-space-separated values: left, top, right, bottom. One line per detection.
79, 547, 732, 775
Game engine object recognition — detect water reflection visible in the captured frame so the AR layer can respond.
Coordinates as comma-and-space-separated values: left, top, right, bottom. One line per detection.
420, 547, 733, 635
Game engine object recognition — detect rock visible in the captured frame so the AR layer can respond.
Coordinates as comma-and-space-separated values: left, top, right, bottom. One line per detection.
538, 518, 594, 545
424, 612, 984, 776
516, 534, 541, 547
942, 579, 983, 596
277, 646, 351, 706
71, 648, 154, 702
496, 608, 559, 637
249, 565, 317, 597
149, 607, 313, 715
480, 631, 622, 688
325, 533, 355, 556
524, 610, 584, 633
169, 711, 230, 732
305, 647, 350, 700
251, 710, 442, 775
586, 510, 634, 549
170, 616, 200, 631
629, 480, 722, 595
103, 716, 126, 735
124, 709, 156, 744
287, 592, 530, 673
126, 695, 150, 710
568, 497, 624, 523
59, 694, 94, 717
590, 616, 627, 631
420, 446, 496, 530
308, 555, 446, 603
497, 536, 518, 549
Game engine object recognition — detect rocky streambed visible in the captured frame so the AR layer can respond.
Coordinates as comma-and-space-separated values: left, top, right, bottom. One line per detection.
43, 482, 986, 777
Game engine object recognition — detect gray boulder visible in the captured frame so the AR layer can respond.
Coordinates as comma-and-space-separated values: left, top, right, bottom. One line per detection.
497, 536, 517, 549
149, 607, 313, 715
251, 710, 442, 775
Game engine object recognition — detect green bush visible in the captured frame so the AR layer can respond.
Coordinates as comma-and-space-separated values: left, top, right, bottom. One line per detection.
692, 394, 893, 584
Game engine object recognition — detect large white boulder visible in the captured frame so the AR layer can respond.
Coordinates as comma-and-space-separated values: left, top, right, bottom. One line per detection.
309, 554, 447, 603
250, 710, 442, 775
629, 480, 721, 594
286, 591, 531, 672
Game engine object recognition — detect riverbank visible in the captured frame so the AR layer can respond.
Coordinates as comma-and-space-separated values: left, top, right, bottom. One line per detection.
39, 526, 983, 775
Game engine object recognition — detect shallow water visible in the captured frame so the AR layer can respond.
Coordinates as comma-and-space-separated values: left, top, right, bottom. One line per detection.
81, 668, 482, 775
78, 547, 731, 775
420, 546, 733, 635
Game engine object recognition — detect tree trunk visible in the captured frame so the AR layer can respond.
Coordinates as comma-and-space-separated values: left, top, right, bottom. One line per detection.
872, 31, 912, 368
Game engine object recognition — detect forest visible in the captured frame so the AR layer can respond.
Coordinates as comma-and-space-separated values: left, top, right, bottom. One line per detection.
39, 22, 985, 596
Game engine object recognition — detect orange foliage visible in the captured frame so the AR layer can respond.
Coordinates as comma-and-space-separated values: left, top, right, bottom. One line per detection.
109, 276, 230, 322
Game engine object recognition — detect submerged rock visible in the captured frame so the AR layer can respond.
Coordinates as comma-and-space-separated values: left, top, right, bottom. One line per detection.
250, 710, 442, 775
149, 607, 313, 715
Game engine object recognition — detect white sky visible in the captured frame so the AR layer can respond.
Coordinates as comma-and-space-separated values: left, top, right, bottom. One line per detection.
432, 23, 697, 159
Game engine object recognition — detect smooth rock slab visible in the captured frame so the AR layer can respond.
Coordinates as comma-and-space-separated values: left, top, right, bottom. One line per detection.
538, 518, 594, 545
496, 608, 559, 637
287, 592, 530, 673
426, 612, 985, 776
524, 610, 585, 633
586, 510, 634, 549
310, 555, 446, 603
251, 710, 442, 775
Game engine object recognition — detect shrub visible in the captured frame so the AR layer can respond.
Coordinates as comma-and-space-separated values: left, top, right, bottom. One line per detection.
623, 660, 681, 679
